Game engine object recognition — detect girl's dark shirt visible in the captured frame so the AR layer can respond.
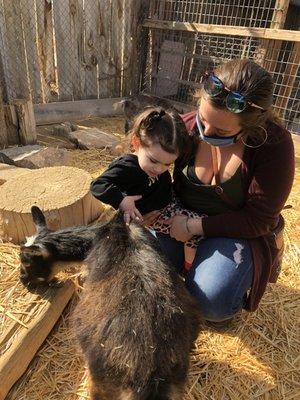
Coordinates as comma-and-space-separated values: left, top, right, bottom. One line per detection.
91, 154, 172, 215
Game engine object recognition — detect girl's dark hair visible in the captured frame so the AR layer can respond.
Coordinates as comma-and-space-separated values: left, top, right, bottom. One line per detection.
194, 58, 282, 141
130, 106, 193, 164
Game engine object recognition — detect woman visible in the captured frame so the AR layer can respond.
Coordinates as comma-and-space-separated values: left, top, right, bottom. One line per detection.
145, 58, 295, 325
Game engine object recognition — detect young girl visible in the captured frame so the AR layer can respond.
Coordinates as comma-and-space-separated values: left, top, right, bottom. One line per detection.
91, 107, 204, 269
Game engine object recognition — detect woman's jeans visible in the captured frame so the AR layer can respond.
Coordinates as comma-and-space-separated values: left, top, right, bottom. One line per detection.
157, 234, 254, 322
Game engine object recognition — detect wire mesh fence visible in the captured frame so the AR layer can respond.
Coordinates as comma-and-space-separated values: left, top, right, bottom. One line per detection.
141, 27, 300, 134
149, 0, 280, 28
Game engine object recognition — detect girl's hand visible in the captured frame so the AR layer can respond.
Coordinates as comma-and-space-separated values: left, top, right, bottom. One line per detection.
119, 195, 143, 225
142, 210, 161, 227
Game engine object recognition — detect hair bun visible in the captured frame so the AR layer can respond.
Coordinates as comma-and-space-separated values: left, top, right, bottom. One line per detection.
143, 108, 166, 129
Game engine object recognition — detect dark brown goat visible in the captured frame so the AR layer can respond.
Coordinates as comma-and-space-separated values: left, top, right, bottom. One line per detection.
114, 94, 183, 134
72, 212, 201, 400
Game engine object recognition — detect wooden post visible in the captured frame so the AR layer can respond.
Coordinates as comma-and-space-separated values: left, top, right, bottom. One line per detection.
0, 85, 9, 148
13, 99, 37, 145
3, 104, 19, 146
253, 1, 290, 118
123, 0, 150, 96
275, 42, 300, 116
0, 280, 75, 400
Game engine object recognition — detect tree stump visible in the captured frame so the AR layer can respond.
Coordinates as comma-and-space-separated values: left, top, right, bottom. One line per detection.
0, 164, 31, 186
0, 166, 103, 243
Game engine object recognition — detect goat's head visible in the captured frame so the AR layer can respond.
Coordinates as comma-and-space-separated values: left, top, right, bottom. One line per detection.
19, 206, 54, 287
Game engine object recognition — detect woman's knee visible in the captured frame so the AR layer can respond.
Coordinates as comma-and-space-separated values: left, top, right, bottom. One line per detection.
186, 238, 253, 321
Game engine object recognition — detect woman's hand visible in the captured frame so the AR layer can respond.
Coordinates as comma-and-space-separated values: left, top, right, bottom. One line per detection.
164, 215, 204, 242
119, 195, 143, 225
166, 215, 194, 242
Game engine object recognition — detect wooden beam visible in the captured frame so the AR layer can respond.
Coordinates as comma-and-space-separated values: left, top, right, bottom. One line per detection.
143, 20, 300, 42
0, 86, 9, 148
0, 280, 75, 400
13, 99, 37, 145
34, 97, 123, 125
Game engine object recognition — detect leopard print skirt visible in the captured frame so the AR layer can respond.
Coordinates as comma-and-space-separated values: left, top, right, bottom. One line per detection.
149, 195, 205, 248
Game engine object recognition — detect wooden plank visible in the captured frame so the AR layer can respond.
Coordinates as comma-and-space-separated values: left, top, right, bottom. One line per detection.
82, 0, 100, 99
0, 85, 8, 148
34, 97, 122, 125
3, 105, 19, 146
36, 0, 58, 103
110, 0, 122, 97
0, 280, 75, 400
0, 0, 12, 102
13, 99, 37, 145
122, 0, 150, 96
19, 0, 43, 104
1, 0, 30, 100
142, 20, 300, 42
52, 1, 73, 101
69, 0, 85, 100
98, 0, 112, 98
154, 40, 185, 97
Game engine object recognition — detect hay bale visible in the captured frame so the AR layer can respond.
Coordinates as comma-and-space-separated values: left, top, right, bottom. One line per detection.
0, 166, 102, 243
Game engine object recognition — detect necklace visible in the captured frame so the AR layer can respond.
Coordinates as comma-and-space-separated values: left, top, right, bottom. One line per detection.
148, 176, 158, 186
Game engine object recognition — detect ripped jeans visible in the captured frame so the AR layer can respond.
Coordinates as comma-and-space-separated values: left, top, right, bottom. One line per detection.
157, 234, 254, 322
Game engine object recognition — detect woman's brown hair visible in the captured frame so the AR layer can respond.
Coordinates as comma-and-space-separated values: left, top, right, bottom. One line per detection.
194, 58, 282, 142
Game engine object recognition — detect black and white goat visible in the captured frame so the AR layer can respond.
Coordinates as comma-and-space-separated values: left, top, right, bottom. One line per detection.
19, 206, 99, 287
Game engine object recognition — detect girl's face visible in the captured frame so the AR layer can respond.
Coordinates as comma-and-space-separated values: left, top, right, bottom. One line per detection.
135, 141, 178, 178
199, 98, 242, 137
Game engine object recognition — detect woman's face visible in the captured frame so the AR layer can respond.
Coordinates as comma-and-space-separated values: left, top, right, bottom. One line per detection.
198, 98, 242, 137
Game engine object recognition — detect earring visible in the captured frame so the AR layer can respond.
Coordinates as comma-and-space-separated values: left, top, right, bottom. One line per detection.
241, 126, 268, 148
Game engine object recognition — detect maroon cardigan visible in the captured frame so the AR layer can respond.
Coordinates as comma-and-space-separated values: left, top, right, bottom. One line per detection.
179, 111, 295, 311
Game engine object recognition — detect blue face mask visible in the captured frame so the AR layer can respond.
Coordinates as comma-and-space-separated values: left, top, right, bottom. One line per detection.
196, 113, 242, 147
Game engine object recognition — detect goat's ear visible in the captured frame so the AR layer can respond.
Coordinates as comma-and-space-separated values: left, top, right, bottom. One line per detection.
20, 243, 50, 258
31, 206, 48, 233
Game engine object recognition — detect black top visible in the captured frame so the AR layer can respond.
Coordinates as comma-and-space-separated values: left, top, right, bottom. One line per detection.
91, 154, 172, 215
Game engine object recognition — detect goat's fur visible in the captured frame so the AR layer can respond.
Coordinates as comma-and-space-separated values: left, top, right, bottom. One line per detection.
19, 206, 99, 287
72, 212, 201, 400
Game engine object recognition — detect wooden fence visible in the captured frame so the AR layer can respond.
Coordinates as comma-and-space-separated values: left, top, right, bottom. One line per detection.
0, 0, 299, 146
0, 0, 148, 104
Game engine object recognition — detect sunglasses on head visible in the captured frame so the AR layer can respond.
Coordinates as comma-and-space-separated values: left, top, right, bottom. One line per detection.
203, 73, 266, 114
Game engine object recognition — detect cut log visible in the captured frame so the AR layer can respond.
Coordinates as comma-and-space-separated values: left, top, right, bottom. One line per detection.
0, 280, 75, 400
0, 164, 31, 186
0, 166, 103, 243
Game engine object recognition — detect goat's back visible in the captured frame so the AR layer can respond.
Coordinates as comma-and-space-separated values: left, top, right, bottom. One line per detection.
73, 217, 201, 399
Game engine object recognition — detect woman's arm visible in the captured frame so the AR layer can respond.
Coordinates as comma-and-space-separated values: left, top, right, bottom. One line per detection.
203, 128, 295, 238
